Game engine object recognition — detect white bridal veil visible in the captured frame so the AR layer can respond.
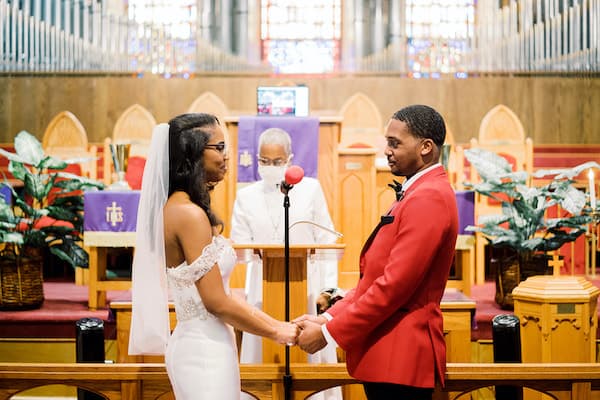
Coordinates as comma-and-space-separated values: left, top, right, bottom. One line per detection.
128, 123, 171, 355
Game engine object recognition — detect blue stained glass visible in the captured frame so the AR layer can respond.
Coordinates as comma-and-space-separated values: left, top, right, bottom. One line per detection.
264, 39, 338, 73
406, 0, 474, 74
127, 0, 197, 74
261, 0, 341, 73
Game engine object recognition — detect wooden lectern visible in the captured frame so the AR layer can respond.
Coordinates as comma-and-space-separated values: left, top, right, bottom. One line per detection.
234, 243, 345, 364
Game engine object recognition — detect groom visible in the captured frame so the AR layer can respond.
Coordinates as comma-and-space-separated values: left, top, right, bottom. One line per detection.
294, 105, 458, 400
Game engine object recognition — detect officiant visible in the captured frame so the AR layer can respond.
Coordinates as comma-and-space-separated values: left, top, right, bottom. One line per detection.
230, 127, 342, 400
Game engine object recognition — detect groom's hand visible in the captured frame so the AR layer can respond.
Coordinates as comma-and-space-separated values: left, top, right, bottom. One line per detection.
296, 320, 327, 354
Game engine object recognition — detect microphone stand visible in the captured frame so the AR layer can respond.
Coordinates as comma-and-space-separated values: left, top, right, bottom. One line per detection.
280, 181, 294, 400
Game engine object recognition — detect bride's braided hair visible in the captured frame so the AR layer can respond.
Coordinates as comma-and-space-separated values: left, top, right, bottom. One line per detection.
168, 113, 223, 231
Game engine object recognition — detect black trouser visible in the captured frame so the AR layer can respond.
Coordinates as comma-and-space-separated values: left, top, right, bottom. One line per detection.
363, 381, 433, 400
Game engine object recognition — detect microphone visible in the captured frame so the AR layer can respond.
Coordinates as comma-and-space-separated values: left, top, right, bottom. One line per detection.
285, 165, 304, 184
280, 165, 304, 195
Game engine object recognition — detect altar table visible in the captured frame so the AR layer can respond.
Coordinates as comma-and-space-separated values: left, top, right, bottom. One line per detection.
83, 190, 139, 309
83, 189, 476, 308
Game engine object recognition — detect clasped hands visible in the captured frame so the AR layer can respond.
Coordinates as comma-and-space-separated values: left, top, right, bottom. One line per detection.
276, 314, 328, 354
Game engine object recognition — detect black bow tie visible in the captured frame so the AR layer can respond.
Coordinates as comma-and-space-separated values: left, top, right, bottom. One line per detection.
388, 180, 405, 201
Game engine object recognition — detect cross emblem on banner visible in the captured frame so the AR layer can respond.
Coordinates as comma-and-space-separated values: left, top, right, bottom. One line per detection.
239, 150, 253, 168
105, 201, 124, 227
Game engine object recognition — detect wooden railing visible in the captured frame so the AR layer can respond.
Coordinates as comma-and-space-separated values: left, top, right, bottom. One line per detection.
1, 362, 600, 400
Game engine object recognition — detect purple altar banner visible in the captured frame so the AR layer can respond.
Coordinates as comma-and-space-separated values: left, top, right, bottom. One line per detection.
84, 191, 140, 232
455, 190, 475, 235
237, 116, 319, 182
0, 184, 12, 205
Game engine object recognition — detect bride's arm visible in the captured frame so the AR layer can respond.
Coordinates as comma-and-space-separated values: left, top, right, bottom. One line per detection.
170, 202, 297, 345
196, 267, 297, 344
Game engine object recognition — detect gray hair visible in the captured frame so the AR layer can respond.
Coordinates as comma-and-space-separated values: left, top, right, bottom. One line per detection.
258, 128, 292, 155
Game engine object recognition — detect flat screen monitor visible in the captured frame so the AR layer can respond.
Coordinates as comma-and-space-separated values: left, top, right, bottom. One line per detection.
257, 86, 309, 117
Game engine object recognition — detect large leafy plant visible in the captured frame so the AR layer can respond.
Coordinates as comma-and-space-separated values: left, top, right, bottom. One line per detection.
464, 148, 597, 254
0, 130, 103, 267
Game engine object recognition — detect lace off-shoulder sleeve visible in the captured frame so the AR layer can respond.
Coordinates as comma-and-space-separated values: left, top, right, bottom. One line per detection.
169, 236, 225, 285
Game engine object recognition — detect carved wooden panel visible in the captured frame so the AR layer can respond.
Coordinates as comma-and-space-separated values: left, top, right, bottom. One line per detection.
42, 111, 97, 179
103, 104, 157, 185
186, 91, 230, 118
470, 104, 534, 284
337, 148, 377, 289
338, 92, 384, 152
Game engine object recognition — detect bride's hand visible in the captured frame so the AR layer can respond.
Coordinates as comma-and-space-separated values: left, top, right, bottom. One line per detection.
292, 314, 327, 325
274, 321, 300, 346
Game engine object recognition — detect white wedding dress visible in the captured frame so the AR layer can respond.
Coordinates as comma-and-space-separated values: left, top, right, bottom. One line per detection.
164, 236, 240, 400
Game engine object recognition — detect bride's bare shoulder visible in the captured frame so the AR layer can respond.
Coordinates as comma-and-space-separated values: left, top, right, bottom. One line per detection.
164, 192, 209, 226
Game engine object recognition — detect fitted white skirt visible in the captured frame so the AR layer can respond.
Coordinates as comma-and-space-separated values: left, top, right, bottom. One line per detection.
165, 317, 240, 400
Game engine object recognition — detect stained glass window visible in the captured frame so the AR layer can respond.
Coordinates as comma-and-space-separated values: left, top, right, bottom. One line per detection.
127, 0, 197, 75
261, 0, 341, 74
406, 0, 475, 76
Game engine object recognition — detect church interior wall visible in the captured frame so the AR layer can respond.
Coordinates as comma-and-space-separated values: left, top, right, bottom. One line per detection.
0, 74, 598, 145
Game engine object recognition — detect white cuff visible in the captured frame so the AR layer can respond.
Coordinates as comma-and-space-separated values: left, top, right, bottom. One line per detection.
321, 321, 338, 348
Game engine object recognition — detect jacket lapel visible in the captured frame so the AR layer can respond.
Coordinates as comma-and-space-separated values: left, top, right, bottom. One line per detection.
359, 214, 395, 278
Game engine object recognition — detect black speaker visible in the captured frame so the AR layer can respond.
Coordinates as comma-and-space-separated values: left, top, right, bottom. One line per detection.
492, 314, 523, 400
75, 318, 105, 400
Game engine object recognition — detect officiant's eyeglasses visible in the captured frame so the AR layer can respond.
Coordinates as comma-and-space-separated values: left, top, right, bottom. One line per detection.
205, 142, 227, 155
257, 157, 287, 167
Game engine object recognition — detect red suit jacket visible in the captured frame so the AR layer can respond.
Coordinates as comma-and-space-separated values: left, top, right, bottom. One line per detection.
326, 166, 458, 388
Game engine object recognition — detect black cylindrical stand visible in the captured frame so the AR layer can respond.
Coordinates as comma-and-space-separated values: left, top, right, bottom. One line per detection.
75, 317, 105, 400
492, 314, 523, 400
283, 192, 292, 400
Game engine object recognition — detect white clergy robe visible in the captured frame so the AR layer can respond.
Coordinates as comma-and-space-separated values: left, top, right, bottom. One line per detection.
231, 177, 341, 400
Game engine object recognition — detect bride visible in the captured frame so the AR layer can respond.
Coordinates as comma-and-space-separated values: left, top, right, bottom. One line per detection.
128, 113, 298, 399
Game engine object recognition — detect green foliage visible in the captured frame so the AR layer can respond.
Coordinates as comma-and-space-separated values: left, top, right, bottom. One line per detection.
464, 148, 598, 254
0, 130, 104, 268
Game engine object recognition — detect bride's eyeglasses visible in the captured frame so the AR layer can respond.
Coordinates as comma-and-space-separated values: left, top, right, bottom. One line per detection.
205, 142, 227, 155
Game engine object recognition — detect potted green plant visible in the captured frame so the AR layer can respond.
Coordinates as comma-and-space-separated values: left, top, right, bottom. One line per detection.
0, 130, 103, 310
464, 147, 597, 309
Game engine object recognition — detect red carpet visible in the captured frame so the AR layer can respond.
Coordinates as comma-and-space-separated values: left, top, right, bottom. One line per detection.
0, 279, 130, 339
470, 282, 512, 341
1, 279, 599, 341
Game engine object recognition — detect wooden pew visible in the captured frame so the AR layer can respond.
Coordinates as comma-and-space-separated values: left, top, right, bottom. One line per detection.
2, 362, 600, 400
110, 290, 475, 364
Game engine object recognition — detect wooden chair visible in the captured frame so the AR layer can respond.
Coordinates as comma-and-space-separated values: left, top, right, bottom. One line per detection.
443, 126, 468, 191
186, 92, 235, 233
103, 104, 157, 188
187, 91, 230, 118
187, 92, 244, 286
87, 105, 156, 291
470, 104, 534, 284
338, 92, 384, 155
42, 111, 97, 179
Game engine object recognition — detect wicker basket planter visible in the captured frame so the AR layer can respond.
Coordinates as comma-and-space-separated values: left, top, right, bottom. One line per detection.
0, 247, 44, 310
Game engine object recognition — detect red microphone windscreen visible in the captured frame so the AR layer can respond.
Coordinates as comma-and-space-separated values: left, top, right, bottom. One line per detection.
285, 165, 304, 185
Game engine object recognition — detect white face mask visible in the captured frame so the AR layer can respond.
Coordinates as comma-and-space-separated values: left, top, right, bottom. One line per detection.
258, 165, 286, 187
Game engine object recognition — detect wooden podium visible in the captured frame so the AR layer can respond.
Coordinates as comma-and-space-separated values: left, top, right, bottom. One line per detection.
234, 243, 345, 364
